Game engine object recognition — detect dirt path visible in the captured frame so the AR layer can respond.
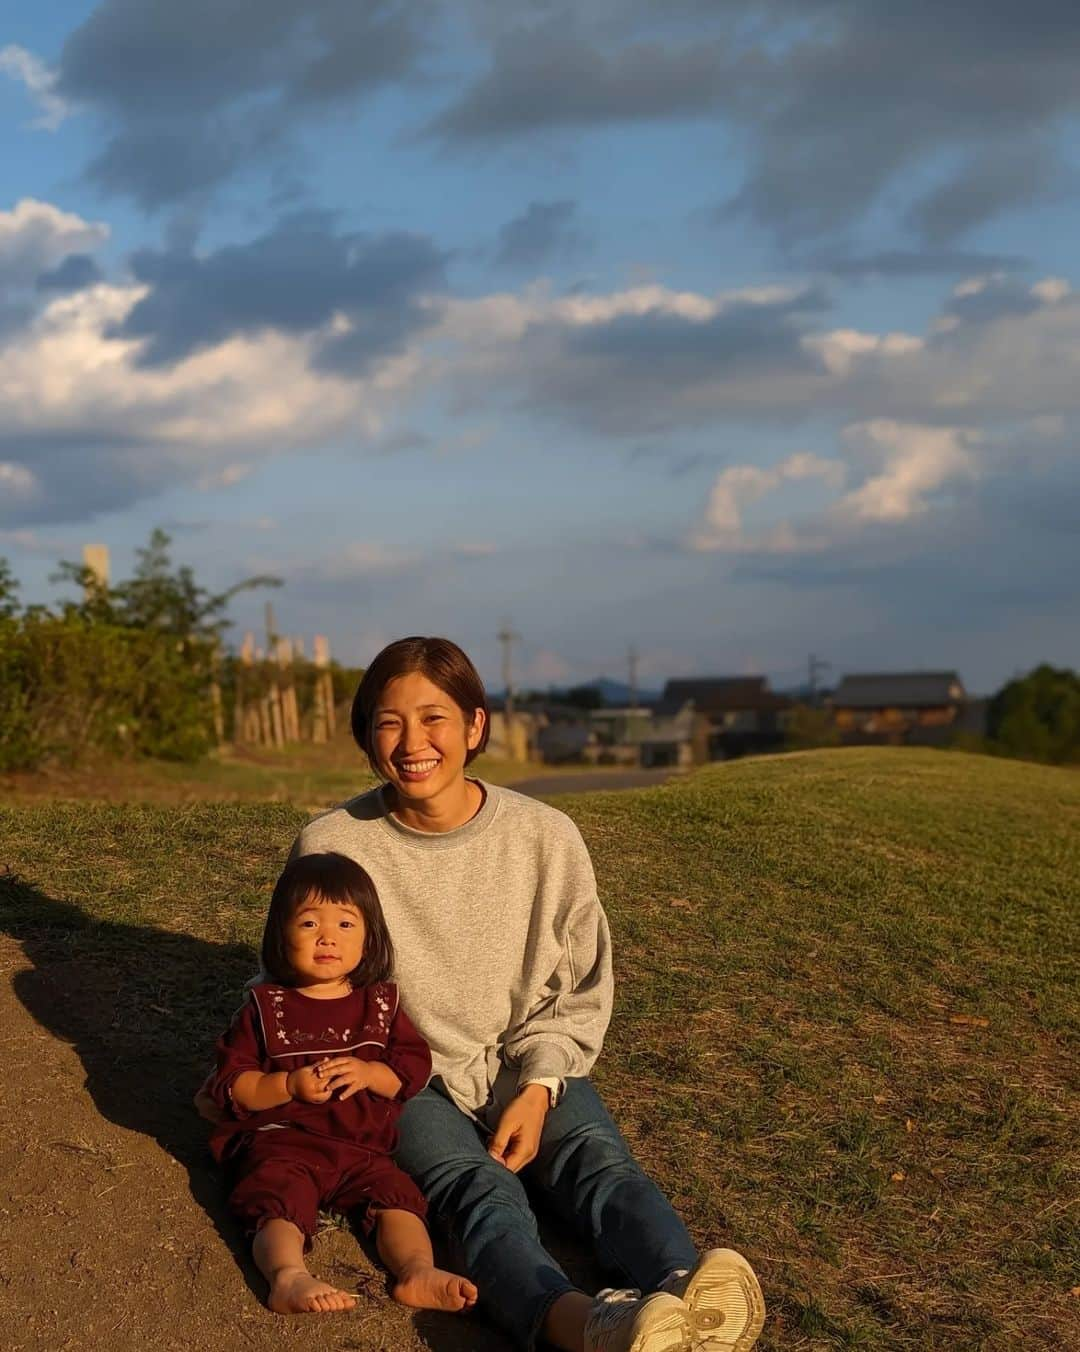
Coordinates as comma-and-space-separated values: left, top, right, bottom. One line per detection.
0, 934, 514, 1352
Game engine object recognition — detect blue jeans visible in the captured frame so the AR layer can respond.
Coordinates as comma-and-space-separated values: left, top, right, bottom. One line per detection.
395, 1078, 698, 1349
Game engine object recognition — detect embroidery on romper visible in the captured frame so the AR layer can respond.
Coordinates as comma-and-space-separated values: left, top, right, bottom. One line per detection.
253, 985, 392, 1060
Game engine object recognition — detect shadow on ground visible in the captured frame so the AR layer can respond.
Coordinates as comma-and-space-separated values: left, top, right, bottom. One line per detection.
0, 869, 604, 1350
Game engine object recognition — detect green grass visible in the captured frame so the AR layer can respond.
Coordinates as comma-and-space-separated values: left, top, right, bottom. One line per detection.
1, 747, 1078, 1349
0, 737, 551, 811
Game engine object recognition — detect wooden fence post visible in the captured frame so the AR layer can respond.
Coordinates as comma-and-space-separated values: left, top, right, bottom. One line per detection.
312, 634, 330, 744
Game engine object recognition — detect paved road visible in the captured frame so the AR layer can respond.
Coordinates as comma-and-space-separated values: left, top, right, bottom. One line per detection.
506, 767, 682, 797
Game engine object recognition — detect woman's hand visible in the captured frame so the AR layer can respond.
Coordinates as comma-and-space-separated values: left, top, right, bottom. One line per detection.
487, 1084, 550, 1173
286, 1063, 334, 1104
314, 1055, 374, 1101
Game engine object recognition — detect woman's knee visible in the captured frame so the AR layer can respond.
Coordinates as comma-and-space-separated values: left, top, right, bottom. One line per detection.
432, 1156, 539, 1237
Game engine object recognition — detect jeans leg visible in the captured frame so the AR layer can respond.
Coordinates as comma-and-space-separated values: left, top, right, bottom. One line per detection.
525, 1078, 698, 1294
395, 1084, 573, 1350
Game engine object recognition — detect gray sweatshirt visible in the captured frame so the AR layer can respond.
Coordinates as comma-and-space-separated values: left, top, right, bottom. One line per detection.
290, 781, 613, 1114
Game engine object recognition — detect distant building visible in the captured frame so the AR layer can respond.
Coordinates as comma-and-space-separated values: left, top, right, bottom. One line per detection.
657, 677, 792, 760
829, 671, 983, 744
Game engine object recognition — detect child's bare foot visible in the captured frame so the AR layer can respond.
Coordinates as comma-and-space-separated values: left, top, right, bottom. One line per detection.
392, 1263, 478, 1312
268, 1266, 357, 1314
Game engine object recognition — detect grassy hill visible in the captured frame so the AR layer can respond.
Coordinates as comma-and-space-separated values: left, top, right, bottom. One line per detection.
1, 748, 1077, 1349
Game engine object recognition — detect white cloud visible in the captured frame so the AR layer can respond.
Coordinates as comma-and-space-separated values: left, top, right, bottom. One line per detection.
197, 463, 254, 491
690, 422, 978, 556
1030, 276, 1070, 305
0, 199, 109, 287
691, 452, 844, 552
0, 278, 426, 520
837, 420, 978, 523
313, 542, 419, 580
0, 461, 39, 498
0, 46, 72, 131
524, 648, 572, 685
802, 328, 923, 377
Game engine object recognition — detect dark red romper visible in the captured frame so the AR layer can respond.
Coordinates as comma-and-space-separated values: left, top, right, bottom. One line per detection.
206, 981, 431, 1243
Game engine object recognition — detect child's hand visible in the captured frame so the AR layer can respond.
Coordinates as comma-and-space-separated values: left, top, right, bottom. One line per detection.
314, 1056, 373, 1101
286, 1064, 334, 1104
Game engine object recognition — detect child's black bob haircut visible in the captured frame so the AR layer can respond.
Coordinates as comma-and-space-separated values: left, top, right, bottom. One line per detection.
261, 852, 394, 988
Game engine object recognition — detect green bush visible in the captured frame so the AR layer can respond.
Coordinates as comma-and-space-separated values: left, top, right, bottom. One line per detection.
987, 664, 1080, 764
0, 531, 277, 770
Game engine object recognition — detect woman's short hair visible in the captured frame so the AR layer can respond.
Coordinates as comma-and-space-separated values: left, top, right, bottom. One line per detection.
350, 635, 491, 767
261, 852, 394, 987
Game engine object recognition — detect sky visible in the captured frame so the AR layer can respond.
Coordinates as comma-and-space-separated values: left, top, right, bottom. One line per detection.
1, 0, 1079, 695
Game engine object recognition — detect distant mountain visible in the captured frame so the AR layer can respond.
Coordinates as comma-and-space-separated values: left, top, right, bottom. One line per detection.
581, 676, 661, 706
496, 676, 662, 706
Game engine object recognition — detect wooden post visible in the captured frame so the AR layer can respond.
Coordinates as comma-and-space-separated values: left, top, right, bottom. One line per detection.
322, 637, 337, 736
312, 634, 330, 744
264, 604, 285, 748
235, 632, 255, 744
209, 642, 225, 747
278, 637, 300, 741
82, 543, 110, 591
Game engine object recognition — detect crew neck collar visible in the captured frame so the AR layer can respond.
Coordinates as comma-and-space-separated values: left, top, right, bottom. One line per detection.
376, 778, 498, 849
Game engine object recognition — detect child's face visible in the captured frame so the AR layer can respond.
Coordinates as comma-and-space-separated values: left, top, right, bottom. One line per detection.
285, 893, 366, 987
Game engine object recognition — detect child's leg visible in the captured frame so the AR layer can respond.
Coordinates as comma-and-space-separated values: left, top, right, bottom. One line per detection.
253, 1218, 358, 1315
374, 1209, 478, 1313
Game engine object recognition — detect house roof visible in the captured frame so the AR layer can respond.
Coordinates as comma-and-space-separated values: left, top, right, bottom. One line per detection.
831, 671, 966, 709
659, 677, 790, 715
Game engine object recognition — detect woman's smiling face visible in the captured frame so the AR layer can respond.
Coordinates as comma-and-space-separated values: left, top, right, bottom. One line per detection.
372, 671, 485, 806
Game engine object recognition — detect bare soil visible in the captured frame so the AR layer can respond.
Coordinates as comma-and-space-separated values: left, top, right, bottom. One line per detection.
0, 934, 520, 1352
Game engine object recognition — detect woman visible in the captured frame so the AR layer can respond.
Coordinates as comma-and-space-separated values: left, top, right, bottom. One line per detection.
289, 636, 764, 1352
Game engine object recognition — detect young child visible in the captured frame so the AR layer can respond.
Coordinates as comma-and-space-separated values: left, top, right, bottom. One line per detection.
205, 851, 478, 1317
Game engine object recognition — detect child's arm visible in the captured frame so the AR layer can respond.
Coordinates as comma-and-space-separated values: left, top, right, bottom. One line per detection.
317, 987, 432, 1102
206, 996, 332, 1116
231, 1064, 332, 1111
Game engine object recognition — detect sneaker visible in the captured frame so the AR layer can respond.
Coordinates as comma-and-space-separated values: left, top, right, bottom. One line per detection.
583, 1288, 694, 1352
662, 1250, 765, 1351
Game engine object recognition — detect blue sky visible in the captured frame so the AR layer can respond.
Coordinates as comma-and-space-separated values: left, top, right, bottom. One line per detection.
2, 1, 1079, 694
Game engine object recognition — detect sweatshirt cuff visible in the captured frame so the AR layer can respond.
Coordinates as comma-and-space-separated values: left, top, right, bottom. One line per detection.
519, 1075, 564, 1108
515, 1041, 573, 1084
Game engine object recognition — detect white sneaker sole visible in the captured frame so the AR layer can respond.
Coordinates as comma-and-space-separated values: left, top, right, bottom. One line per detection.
680, 1249, 765, 1351
628, 1294, 694, 1352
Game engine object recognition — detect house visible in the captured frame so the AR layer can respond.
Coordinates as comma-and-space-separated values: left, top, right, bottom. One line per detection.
657, 677, 793, 760
829, 671, 975, 744
636, 706, 703, 769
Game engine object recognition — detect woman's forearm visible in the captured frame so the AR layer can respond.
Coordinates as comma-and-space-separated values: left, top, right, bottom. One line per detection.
230, 1069, 293, 1111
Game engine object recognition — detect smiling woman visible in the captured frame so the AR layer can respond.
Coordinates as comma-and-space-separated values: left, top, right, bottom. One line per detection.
352, 636, 490, 832
289, 636, 766, 1352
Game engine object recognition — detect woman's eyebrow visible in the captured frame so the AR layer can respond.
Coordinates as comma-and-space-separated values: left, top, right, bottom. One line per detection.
375, 702, 450, 714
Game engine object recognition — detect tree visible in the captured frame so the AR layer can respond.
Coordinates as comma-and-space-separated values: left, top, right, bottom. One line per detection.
987, 664, 1080, 764
0, 531, 280, 768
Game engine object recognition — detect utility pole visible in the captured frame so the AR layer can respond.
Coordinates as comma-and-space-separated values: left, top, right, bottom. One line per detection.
807, 653, 831, 707
497, 622, 521, 756
627, 644, 639, 710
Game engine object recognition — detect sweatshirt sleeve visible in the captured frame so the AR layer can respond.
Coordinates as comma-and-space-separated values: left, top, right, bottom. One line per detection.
206, 995, 266, 1119
384, 990, 433, 1101
502, 817, 613, 1086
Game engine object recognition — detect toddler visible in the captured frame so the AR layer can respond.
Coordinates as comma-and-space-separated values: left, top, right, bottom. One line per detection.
205, 851, 477, 1316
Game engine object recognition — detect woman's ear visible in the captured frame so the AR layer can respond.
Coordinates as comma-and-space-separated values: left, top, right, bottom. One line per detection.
467, 706, 486, 750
